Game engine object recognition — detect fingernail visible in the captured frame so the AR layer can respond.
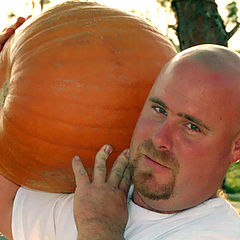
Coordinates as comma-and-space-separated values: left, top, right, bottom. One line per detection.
103, 144, 112, 155
17, 17, 25, 23
124, 149, 130, 158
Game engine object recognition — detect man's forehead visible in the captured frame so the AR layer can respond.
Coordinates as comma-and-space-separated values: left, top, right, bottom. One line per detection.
152, 61, 239, 109
153, 47, 240, 94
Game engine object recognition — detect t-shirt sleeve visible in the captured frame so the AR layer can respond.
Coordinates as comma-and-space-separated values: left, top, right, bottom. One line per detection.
12, 187, 77, 240
165, 233, 234, 240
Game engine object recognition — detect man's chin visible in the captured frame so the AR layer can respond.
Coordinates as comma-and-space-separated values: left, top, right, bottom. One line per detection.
132, 174, 174, 201
135, 186, 173, 200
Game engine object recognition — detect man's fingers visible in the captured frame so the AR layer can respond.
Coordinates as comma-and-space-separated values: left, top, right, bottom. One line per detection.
12, 17, 26, 30
26, 15, 32, 20
0, 16, 28, 49
2, 17, 25, 33
93, 144, 112, 183
0, 28, 13, 51
72, 156, 90, 187
0, 28, 14, 46
108, 148, 129, 187
5, 28, 15, 38
119, 165, 131, 194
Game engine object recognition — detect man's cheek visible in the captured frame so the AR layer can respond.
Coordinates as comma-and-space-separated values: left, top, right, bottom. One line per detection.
134, 117, 157, 140
130, 117, 158, 161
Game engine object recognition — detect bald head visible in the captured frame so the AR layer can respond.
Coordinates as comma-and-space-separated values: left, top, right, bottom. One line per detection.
167, 44, 240, 76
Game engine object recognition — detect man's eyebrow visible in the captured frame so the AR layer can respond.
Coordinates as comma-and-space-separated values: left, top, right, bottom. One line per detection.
149, 97, 168, 110
149, 97, 210, 131
177, 113, 210, 131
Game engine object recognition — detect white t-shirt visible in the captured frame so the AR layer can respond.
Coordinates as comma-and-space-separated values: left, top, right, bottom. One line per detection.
12, 186, 240, 240
12, 188, 77, 240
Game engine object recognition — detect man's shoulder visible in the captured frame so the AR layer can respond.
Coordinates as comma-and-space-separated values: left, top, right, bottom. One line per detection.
187, 197, 240, 221
0, 174, 19, 240
182, 197, 239, 227
15, 187, 74, 206
12, 187, 76, 240
14, 187, 75, 221
168, 197, 240, 239
125, 197, 240, 240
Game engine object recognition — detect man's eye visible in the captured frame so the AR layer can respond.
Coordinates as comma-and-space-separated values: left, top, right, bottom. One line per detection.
186, 123, 201, 132
152, 106, 167, 116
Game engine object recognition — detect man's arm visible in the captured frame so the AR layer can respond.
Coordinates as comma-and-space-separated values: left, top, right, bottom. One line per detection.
0, 16, 29, 239
0, 175, 19, 240
72, 144, 131, 240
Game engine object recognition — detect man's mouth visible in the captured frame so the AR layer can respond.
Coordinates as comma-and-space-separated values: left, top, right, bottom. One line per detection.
143, 154, 170, 169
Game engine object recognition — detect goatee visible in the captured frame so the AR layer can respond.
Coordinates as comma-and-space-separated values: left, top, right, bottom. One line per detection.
130, 139, 179, 200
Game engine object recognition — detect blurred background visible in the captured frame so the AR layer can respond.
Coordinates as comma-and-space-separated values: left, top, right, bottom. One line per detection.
1, 0, 240, 238
1, 0, 240, 51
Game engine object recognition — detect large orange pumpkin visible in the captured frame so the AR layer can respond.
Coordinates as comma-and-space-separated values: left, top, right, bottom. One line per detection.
0, 1, 176, 193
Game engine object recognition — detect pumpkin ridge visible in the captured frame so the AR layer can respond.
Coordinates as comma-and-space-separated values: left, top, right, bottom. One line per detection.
10, 30, 162, 75
5, 93, 143, 111
2, 116, 112, 152
2, 112, 131, 149
3, 107, 136, 130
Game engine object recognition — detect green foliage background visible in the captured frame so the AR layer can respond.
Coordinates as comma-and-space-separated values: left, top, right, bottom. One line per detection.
225, 161, 240, 194
0, 234, 8, 240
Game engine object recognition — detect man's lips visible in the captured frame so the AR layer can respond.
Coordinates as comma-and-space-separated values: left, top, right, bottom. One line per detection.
143, 154, 170, 169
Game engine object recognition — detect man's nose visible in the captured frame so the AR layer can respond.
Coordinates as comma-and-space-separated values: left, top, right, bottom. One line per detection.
151, 121, 173, 151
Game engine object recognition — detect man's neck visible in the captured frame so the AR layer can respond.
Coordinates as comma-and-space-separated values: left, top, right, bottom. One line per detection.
132, 188, 219, 214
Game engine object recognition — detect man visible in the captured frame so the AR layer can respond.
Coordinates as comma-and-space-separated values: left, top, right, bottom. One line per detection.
1, 22, 240, 240
72, 44, 240, 239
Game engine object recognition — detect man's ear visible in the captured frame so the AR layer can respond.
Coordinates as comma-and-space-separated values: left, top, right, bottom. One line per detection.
231, 137, 240, 163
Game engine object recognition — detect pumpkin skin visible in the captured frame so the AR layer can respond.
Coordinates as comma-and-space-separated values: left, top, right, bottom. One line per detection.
0, 1, 177, 193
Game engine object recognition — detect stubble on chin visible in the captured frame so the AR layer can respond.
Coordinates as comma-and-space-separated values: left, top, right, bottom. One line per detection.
130, 163, 175, 200
130, 139, 179, 200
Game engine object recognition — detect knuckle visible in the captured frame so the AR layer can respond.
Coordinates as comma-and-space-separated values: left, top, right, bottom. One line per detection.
79, 169, 87, 176
96, 152, 108, 161
112, 167, 123, 178
95, 164, 106, 172
118, 155, 129, 164
115, 160, 128, 170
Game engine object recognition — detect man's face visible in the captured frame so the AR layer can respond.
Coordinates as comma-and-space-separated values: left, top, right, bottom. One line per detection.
130, 59, 239, 212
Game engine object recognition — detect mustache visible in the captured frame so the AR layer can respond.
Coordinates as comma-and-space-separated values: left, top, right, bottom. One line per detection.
135, 139, 179, 173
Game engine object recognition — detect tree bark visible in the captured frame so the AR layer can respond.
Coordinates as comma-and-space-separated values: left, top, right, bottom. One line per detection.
172, 0, 228, 50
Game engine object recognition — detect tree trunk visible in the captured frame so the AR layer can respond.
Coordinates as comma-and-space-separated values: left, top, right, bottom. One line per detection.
172, 0, 228, 50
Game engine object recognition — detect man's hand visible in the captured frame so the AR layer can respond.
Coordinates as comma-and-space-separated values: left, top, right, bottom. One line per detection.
72, 145, 131, 240
0, 16, 31, 51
